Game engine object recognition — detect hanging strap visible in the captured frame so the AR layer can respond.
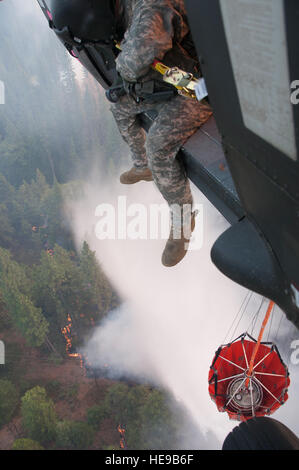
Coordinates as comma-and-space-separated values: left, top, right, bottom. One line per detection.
245, 300, 275, 387
115, 43, 207, 101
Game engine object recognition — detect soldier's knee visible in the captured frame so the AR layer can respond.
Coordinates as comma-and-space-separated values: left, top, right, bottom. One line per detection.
110, 93, 136, 117
146, 127, 168, 161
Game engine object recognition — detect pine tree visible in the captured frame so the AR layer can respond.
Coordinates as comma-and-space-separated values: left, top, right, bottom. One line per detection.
21, 386, 57, 444
0, 248, 49, 347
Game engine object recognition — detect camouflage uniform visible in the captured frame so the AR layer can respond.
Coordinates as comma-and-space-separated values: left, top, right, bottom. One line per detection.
111, 0, 212, 214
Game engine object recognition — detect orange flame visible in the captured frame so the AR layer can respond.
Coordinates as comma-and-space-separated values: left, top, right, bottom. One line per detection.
61, 314, 84, 370
118, 425, 126, 450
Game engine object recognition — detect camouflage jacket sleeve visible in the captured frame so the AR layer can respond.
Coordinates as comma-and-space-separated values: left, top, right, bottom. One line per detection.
116, 0, 188, 82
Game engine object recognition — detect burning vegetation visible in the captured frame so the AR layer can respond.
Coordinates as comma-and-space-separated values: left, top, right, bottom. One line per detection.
61, 314, 84, 369
118, 424, 127, 450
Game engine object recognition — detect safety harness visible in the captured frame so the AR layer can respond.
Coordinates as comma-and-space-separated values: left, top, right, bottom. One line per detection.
106, 44, 208, 103
152, 60, 208, 101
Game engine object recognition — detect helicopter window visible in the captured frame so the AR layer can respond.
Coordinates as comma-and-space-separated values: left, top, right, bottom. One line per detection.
220, 0, 297, 161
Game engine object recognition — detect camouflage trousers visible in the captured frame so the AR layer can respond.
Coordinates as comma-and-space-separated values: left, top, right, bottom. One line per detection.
110, 93, 212, 213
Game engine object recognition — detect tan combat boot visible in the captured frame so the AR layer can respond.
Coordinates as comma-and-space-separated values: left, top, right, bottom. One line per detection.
162, 210, 197, 267
120, 167, 153, 184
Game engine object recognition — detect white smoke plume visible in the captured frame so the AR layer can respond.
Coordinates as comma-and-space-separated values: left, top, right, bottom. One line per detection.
67, 168, 299, 449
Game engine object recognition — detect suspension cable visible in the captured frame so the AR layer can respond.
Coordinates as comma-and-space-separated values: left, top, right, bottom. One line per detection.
230, 291, 253, 342
248, 296, 265, 336
245, 300, 275, 388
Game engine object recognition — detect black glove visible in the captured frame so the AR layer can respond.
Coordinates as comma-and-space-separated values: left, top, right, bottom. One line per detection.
105, 74, 127, 103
